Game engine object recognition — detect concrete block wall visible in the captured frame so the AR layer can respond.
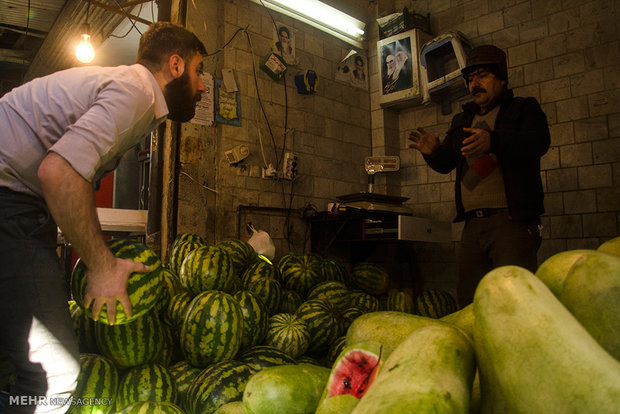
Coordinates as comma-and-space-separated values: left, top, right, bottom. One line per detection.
180, 0, 372, 257
386, 0, 619, 289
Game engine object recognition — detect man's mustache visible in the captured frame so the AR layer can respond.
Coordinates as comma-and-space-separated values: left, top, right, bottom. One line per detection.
472, 87, 486, 95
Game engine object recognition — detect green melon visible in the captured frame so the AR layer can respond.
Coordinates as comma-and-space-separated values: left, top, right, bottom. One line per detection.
385, 291, 414, 314
181, 290, 243, 368
264, 313, 311, 359
66, 353, 118, 414
184, 360, 255, 414
179, 245, 235, 295
115, 363, 177, 412
71, 239, 164, 325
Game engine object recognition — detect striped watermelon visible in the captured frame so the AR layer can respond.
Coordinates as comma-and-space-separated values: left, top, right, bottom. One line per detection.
184, 360, 255, 414
66, 353, 118, 414
278, 289, 303, 314
215, 239, 257, 276
351, 262, 390, 296
179, 246, 235, 295
115, 364, 177, 411
95, 309, 167, 369
277, 252, 301, 276
241, 258, 277, 288
164, 290, 194, 331
321, 258, 349, 285
238, 345, 297, 372
245, 277, 282, 316
171, 233, 205, 251
295, 299, 342, 353
232, 290, 269, 350
69, 304, 99, 354
168, 360, 202, 407
169, 238, 205, 277
327, 336, 347, 365
347, 291, 380, 313
341, 307, 364, 329
386, 291, 415, 313
181, 291, 243, 368
307, 281, 349, 309
71, 239, 164, 325
156, 267, 183, 314
414, 289, 457, 318
279, 254, 325, 297
116, 401, 185, 414
264, 313, 311, 359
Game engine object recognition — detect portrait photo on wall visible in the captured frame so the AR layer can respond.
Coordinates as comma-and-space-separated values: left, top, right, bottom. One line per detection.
271, 23, 296, 65
335, 50, 368, 90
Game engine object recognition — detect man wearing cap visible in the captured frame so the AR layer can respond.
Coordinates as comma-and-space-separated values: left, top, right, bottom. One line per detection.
408, 44, 550, 307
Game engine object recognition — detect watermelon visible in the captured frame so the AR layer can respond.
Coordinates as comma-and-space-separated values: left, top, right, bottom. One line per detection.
69, 304, 99, 354
71, 239, 164, 325
385, 291, 414, 313
341, 307, 364, 329
184, 360, 255, 414
66, 353, 118, 414
347, 292, 379, 313
263, 313, 311, 359
414, 289, 457, 318
116, 401, 185, 414
351, 262, 389, 296
295, 299, 342, 353
169, 238, 205, 277
95, 309, 166, 369
245, 277, 282, 315
277, 252, 301, 276
307, 281, 349, 309
164, 290, 194, 331
156, 267, 183, 313
278, 289, 303, 314
232, 290, 269, 350
115, 363, 177, 411
181, 291, 244, 368
315, 394, 359, 414
241, 259, 277, 288
319, 341, 383, 404
242, 363, 330, 414
216, 239, 257, 276
238, 345, 297, 372
171, 233, 205, 251
279, 254, 324, 297
320, 258, 349, 285
326, 336, 347, 365
213, 401, 245, 413
179, 246, 235, 295
168, 360, 202, 406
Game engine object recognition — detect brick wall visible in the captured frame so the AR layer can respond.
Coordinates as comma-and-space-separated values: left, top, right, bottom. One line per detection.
380, 0, 619, 289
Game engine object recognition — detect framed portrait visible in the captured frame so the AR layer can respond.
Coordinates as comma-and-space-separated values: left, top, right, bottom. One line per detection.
377, 28, 427, 108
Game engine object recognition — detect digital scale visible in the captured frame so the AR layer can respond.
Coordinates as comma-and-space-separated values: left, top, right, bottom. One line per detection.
336, 156, 413, 215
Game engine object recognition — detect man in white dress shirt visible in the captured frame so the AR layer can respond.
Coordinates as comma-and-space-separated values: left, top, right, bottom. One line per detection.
0, 22, 206, 413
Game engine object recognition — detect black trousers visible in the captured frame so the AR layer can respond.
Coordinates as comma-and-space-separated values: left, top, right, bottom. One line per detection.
457, 211, 541, 308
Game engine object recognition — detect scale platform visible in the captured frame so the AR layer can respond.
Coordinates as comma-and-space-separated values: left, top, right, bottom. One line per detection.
337, 192, 412, 214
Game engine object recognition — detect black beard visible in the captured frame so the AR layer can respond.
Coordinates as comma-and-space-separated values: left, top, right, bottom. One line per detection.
164, 71, 198, 123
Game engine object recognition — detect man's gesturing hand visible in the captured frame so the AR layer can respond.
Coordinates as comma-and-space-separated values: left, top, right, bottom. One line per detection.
461, 127, 491, 157
83, 257, 150, 325
408, 127, 440, 155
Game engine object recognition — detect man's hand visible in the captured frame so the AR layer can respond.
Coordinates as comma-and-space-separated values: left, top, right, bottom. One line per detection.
408, 127, 440, 155
83, 257, 150, 325
461, 127, 491, 157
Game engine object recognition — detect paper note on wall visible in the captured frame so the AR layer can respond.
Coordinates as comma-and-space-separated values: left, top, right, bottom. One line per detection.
191, 72, 214, 126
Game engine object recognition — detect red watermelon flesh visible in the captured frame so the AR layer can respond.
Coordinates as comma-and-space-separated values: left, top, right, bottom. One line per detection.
324, 342, 382, 400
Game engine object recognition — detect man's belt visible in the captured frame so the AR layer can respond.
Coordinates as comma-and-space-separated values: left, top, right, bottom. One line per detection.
464, 208, 508, 219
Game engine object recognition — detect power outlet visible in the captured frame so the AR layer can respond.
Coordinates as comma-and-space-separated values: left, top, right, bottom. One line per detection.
282, 152, 298, 180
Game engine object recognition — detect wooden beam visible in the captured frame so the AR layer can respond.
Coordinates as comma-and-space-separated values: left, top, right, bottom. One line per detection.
0, 24, 47, 38
88, 0, 153, 26
0, 48, 31, 64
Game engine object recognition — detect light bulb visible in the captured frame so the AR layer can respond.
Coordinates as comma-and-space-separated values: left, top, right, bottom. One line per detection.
75, 33, 95, 63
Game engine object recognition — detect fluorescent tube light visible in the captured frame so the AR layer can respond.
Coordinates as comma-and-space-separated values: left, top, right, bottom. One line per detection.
252, 0, 365, 48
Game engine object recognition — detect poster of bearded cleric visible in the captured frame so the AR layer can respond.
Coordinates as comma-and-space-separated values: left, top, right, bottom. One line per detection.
377, 29, 425, 107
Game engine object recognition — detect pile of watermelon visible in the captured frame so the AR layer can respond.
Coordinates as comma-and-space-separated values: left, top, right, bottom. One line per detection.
63, 232, 459, 413
60, 233, 620, 413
